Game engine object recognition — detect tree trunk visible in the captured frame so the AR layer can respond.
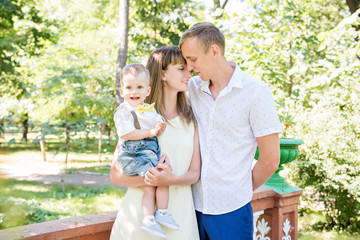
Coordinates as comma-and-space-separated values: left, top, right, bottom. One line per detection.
40, 139, 46, 162
0, 120, 4, 138
21, 113, 29, 142
98, 123, 102, 163
346, 0, 360, 14
346, 0, 360, 32
116, 0, 129, 107
107, 124, 111, 149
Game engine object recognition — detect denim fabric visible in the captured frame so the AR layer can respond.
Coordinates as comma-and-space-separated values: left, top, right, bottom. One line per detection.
117, 136, 160, 177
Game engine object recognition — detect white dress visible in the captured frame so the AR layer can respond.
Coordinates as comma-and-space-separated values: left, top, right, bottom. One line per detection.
110, 116, 199, 240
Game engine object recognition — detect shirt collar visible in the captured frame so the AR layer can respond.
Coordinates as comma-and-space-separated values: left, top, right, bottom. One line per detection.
200, 64, 243, 92
122, 101, 140, 111
228, 65, 243, 89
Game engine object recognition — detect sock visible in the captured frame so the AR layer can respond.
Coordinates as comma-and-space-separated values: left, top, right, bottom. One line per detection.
157, 209, 168, 216
143, 215, 155, 224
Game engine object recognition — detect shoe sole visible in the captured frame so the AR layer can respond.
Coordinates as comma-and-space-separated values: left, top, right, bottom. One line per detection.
140, 225, 166, 239
155, 220, 180, 230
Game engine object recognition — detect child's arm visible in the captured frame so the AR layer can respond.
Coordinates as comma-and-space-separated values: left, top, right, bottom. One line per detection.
121, 121, 166, 141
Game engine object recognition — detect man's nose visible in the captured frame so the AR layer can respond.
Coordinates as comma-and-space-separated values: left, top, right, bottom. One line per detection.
186, 64, 194, 72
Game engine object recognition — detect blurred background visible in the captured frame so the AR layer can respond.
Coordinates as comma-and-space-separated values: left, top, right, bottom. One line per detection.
0, 0, 359, 239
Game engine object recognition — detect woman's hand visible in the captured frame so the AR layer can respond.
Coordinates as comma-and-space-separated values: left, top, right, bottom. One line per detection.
144, 154, 176, 186
161, 153, 173, 171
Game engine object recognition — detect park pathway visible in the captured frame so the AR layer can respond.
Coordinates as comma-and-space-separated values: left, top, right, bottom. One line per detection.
0, 155, 113, 188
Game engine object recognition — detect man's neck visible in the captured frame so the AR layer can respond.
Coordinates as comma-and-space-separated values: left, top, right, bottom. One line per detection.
209, 60, 235, 99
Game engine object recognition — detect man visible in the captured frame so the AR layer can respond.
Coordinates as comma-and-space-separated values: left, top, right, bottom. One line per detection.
180, 22, 282, 239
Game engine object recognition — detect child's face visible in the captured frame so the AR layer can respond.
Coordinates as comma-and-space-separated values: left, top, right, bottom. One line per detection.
120, 72, 151, 107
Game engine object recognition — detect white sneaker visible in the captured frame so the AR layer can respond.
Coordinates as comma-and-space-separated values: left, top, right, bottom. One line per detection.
155, 211, 180, 230
140, 217, 166, 239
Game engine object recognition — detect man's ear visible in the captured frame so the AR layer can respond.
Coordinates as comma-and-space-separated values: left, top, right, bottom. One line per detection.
210, 44, 220, 57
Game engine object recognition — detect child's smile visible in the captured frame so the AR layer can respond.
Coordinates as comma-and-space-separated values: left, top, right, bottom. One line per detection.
120, 72, 151, 107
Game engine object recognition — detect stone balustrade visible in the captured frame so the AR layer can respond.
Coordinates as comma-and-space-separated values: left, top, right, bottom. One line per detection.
0, 187, 302, 240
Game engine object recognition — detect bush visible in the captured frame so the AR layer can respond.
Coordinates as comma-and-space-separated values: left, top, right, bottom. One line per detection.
0, 196, 61, 229
221, 2, 360, 231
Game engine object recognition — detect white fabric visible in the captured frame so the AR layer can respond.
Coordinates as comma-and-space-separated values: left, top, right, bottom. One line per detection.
110, 117, 199, 240
114, 101, 164, 144
189, 65, 282, 215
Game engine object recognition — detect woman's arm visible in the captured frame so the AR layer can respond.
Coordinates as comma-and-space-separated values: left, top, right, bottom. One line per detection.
144, 127, 201, 186
110, 153, 146, 187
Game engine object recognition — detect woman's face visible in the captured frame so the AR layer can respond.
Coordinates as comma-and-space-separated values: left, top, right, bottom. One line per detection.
162, 63, 192, 93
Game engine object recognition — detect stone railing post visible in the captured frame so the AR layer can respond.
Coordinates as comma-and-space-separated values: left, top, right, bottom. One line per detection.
253, 138, 304, 240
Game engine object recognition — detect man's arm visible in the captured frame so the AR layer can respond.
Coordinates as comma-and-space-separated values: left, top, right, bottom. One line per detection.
252, 133, 280, 191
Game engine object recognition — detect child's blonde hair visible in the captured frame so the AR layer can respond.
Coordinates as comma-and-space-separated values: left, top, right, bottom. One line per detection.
120, 63, 150, 87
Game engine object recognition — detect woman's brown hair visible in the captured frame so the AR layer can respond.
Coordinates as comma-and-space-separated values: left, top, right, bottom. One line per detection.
145, 46, 195, 125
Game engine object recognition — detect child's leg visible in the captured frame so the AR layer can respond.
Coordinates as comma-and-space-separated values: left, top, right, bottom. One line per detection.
141, 186, 156, 217
155, 186, 180, 230
140, 186, 167, 238
156, 186, 169, 210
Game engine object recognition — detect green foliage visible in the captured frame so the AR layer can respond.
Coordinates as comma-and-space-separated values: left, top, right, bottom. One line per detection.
127, 0, 198, 62
0, 196, 61, 229
0, 0, 57, 97
1, 0, 360, 233
222, 0, 360, 231
0, 179, 125, 229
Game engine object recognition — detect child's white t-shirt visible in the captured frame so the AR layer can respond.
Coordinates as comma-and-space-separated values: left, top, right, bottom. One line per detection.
114, 101, 164, 144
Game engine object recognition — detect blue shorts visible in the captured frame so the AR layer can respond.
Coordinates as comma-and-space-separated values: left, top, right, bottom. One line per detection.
196, 202, 253, 240
117, 136, 160, 177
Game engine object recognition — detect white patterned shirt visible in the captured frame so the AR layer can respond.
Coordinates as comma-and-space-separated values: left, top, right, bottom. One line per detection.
189, 65, 282, 215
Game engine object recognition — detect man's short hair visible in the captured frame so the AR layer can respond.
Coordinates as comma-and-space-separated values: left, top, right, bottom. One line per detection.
180, 22, 225, 55
120, 63, 150, 86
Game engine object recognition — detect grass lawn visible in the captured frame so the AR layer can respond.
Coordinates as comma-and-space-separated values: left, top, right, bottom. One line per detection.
298, 210, 359, 240
0, 178, 126, 230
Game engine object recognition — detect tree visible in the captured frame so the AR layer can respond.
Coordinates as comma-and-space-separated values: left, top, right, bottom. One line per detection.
346, 0, 360, 14
221, 0, 360, 231
115, 0, 129, 107
212, 0, 229, 18
0, 0, 57, 141
127, 0, 197, 63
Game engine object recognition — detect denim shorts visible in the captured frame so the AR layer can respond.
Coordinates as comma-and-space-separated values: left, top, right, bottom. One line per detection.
117, 136, 161, 177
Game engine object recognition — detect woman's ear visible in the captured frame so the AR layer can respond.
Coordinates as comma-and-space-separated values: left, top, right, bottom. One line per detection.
161, 70, 166, 81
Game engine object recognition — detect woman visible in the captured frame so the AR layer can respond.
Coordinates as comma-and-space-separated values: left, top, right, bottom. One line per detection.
110, 46, 201, 240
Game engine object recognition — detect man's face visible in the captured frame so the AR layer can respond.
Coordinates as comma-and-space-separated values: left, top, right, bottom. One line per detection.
181, 37, 214, 81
